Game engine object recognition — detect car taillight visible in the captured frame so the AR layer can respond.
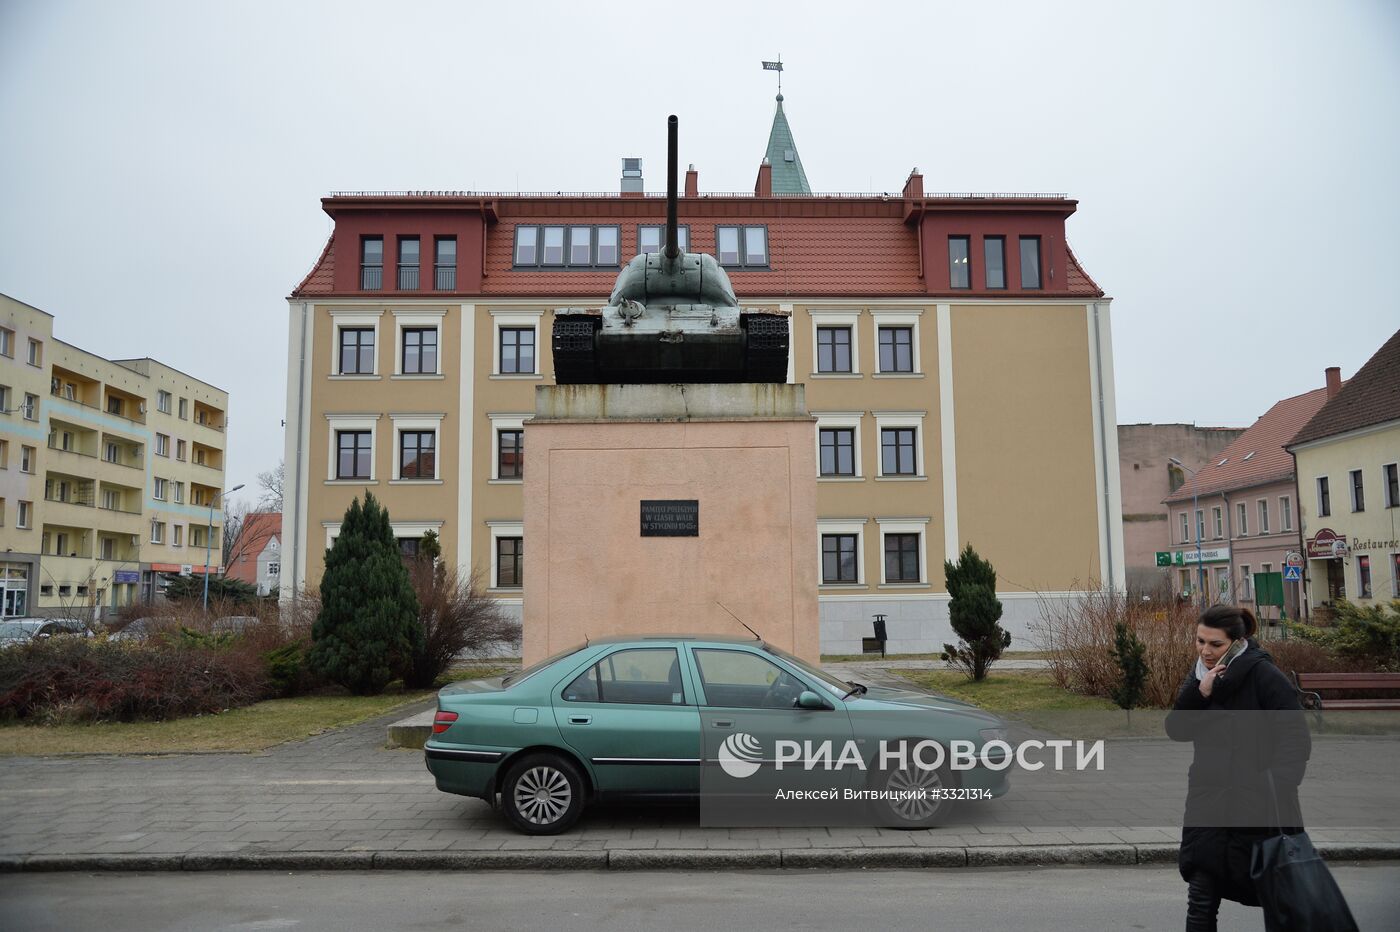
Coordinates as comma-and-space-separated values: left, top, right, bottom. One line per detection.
432, 710, 458, 734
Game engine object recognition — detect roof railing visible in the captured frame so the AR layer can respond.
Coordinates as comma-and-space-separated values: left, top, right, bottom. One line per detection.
327, 190, 1068, 200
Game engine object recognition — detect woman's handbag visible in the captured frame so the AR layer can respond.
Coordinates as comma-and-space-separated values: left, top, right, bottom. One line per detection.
1249, 771, 1358, 932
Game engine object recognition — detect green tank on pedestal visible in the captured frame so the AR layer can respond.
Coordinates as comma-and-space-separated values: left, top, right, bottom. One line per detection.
551, 116, 789, 385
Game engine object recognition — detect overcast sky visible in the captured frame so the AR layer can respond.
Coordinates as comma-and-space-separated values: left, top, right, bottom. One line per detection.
2, 0, 1397, 511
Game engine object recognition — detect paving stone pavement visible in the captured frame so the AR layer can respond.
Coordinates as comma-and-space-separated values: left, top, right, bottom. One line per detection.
3, 698, 1398, 863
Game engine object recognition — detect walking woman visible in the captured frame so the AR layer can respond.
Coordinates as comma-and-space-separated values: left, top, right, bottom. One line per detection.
1165, 605, 1311, 931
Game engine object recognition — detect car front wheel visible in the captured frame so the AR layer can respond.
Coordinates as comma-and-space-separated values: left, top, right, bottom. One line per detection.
501, 753, 585, 835
870, 755, 955, 829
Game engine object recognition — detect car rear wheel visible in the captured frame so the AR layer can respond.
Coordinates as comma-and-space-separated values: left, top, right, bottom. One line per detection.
501, 753, 584, 835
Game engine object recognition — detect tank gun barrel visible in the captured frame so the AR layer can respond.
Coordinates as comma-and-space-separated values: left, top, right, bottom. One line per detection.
665, 115, 679, 263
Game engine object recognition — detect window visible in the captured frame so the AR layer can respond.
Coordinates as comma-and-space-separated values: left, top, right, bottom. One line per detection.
1241, 565, 1253, 601
1179, 512, 1190, 542
715, 226, 768, 268
1281, 496, 1293, 531
1357, 555, 1372, 600
401, 327, 438, 375
569, 226, 592, 265
153, 477, 167, 500
881, 428, 917, 476
173, 481, 183, 504
1386, 463, 1399, 508
513, 225, 620, 268
178, 397, 188, 419
150, 521, 165, 544
562, 648, 685, 705
1231, 503, 1245, 536
104, 442, 119, 464
1318, 477, 1331, 516
22, 393, 38, 420
434, 236, 457, 290
816, 326, 852, 373
638, 225, 689, 255
156, 390, 172, 414
1350, 469, 1364, 511
693, 649, 808, 709
595, 226, 619, 266
948, 236, 971, 288
338, 327, 375, 375
397, 537, 420, 558
877, 327, 913, 373
173, 525, 183, 547
0, 327, 11, 356
0, 438, 6, 467
392, 236, 419, 290
515, 226, 539, 265
541, 226, 563, 264
155, 433, 170, 457
498, 429, 523, 480
398, 431, 436, 479
27, 339, 41, 366
1020, 236, 1042, 289
884, 533, 921, 583
360, 236, 383, 290
0, 498, 4, 525
17, 501, 31, 529
821, 534, 858, 583
1196, 510, 1205, 541
1393, 553, 1400, 598
496, 536, 523, 588
819, 428, 855, 477
268, 561, 280, 577
107, 395, 123, 416
499, 327, 535, 375
1210, 507, 1222, 539
176, 439, 186, 461
336, 430, 372, 480
983, 236, 1006, 289
1258, 499, 1270, 534
20, 445, 34, 473
0, 385, 8, 414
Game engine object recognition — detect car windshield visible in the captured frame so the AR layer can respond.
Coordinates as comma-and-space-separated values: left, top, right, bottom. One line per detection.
763, 644, 855, 698
501, 644, 587, 688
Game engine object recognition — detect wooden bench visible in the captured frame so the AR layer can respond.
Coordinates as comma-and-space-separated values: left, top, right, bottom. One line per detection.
1291, 672, 1400, 711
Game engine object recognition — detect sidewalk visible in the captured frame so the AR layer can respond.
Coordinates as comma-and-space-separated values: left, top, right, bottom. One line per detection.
4, 684, 1398, 872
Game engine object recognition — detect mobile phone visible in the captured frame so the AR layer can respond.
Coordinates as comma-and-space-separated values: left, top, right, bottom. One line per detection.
1218, 638, 1247, 668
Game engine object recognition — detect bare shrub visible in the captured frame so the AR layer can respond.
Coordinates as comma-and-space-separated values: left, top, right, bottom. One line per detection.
401, 562, 521, 689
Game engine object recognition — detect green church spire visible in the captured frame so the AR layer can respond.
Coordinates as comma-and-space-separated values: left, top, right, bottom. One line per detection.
764, 93, 811, 195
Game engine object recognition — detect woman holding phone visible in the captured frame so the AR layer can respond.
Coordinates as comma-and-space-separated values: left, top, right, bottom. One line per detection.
1165, 604, 1312, 932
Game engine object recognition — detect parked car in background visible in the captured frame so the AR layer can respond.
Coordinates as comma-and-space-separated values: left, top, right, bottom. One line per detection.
0, 618, 94, 647
425, 635, 1009, 834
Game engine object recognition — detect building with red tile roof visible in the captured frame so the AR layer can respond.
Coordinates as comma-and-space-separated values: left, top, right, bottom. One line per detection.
281, 97, 1123, 654
227, 511, 281, 596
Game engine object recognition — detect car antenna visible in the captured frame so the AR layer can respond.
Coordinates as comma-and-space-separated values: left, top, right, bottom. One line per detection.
715, 601, 761, 641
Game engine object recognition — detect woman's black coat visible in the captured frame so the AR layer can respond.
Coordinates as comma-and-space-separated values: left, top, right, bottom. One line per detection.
1164, 639, 1312, 906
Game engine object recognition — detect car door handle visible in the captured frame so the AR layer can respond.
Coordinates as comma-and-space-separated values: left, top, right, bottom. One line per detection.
711, 720, 733, 728
568, 715, 592, 725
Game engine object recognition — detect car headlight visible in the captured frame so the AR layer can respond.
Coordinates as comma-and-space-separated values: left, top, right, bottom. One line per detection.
979, 727, 1007, 743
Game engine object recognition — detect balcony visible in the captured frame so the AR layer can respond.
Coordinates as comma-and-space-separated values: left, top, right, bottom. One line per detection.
192, 402, 226, 435
435, 266, 456, 290
40, 524, 93, 561
42, 497, 96, 531
398, 266, 420, 290
95, 505, 142, 537
361, 266, 382, 290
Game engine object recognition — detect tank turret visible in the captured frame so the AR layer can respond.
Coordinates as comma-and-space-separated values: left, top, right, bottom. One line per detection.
552, 116, 789, 384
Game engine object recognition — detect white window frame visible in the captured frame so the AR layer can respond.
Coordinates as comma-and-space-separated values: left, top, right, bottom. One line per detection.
812, 412, 864, 480
20, 445, 34, 473
809, 310, 862, 377
153, 477, 167, 501
1236, 502, 1248, 537
871, 309, 924, 376
817, 518, 867, 587
1211, 506, 1223, 539
156, 390, 172, 414
1257, 498, 1270, 535
324, 413, 380, 482
489, 413, 528, 482
1280, 495, 1293, 531
390, 413, 445, 482
488, 521, 525, 590
491, 310, 544, 377
17, 500, 31, 529
155, 433, 170, 457
0, 327, 11, 357
150, 520, 165, 544
1179, 512, 1190, 544
1240, 564, 1253, 601
876, 517, 930, 587
392, 308, 447, 377
27, 339, 41, 366
873, 411, 927, 480
172, 524, 183, 548
329, 308, 384, 378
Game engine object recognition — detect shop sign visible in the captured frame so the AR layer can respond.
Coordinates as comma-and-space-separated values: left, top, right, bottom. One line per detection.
1306, 528, 1347, 559
1172, 547, 1230, 565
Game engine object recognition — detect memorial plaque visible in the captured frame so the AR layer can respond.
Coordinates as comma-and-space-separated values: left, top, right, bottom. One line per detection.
641, 500, 699, 537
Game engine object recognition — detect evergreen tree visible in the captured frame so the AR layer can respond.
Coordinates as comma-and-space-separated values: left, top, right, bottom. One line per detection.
940, 544, 1011, 681
1110, 621, 1148, 720
309, 493, 423, 695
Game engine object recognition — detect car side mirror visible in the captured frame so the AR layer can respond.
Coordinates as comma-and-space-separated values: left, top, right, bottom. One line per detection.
795, 691, 828, 710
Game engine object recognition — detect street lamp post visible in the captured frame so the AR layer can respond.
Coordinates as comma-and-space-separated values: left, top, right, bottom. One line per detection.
204, 483, 245, 612
1167, 458, 1205, 610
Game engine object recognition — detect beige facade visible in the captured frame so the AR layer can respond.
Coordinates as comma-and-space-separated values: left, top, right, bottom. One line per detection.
0, 293, 227, 619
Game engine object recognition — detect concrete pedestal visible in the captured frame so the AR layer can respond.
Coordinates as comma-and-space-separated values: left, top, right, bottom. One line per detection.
522, 383, 818, 664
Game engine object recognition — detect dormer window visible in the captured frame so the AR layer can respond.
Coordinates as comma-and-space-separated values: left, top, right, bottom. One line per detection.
360, 236, 383, 290
514, 226, 621, 269
716, 226, 768, 268
638, 225, 689, 255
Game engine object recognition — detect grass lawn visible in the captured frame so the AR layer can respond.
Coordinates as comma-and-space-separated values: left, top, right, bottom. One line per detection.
0, 664, 514, 756
893, 669, 1118, 713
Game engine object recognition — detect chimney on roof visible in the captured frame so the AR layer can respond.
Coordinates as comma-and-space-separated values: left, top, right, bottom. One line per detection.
621, 157, 643, 196
1325, 366, 1341, 398
755, 158, 773, 197
902, 168, 924, 199
685, 164, 698, 198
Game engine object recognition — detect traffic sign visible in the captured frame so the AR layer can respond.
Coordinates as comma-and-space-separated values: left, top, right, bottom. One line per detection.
1284, 565, 1303, 581
1155, 551, 1172, 567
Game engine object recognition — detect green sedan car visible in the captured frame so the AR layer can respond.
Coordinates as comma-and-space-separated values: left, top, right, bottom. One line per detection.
425, 635, 1010, 834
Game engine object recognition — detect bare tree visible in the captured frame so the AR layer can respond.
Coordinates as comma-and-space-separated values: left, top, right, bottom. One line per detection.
257, 460, 284, 512
221, 498, 252, 569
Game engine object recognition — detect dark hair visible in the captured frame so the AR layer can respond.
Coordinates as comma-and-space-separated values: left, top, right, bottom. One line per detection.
1198, 604, 1257, 640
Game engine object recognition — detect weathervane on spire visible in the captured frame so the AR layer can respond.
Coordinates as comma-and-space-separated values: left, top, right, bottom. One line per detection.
761, 55, 783, 98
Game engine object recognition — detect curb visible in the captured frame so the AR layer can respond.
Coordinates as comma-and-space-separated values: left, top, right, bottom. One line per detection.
4, 842, 1398, 872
